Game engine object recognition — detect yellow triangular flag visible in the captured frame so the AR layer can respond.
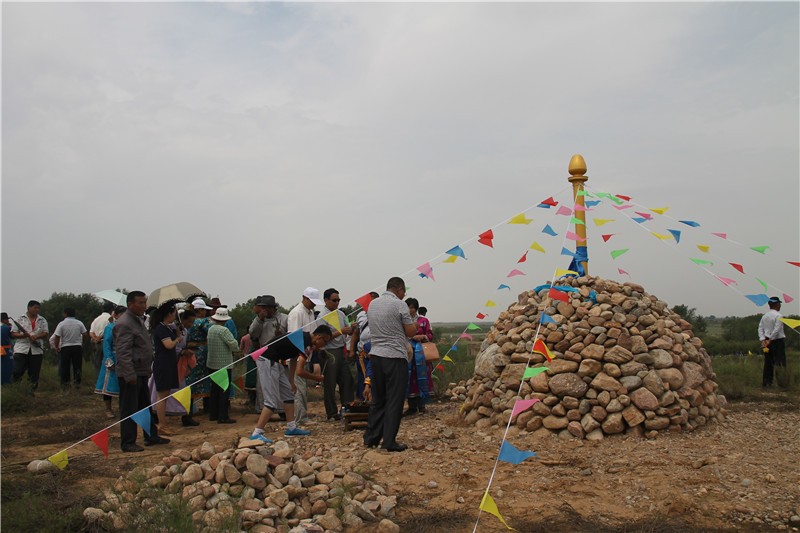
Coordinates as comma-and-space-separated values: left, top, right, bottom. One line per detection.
174, 386, 192, 413
530, 241, 545, 253
747, 350, 753, 356
651, 232, 672, 240
508, 213, 533, 225
480, 491, 514, 530
485, 300, 496, 307
442, 255, 458, 263
593, 218, 614, 227
47, 450, 69, 470
443, 355, 454, 363
322, 311, 342, 332
555, 268, 579, 277
697, 245, 710, 253
780, 317, 800, 330
650, 207, 669, 214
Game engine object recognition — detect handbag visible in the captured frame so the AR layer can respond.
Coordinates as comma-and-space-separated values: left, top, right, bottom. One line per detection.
422, 342, 439, 362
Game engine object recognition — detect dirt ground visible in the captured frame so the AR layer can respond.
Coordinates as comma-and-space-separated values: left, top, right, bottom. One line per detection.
2, 391, 799, 532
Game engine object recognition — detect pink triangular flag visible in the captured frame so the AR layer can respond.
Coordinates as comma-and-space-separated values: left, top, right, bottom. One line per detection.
556, 205, 572, 216
511, 398, 540, 418
573, 204, 587, 212
507, 269, 526, 277
712, 232, 727, 239
459, 333, 473, 341
783, 293, 794, 303
634, 211, 653, 220
613, 204, 633, 210
249, 345, 268, 361
565, 231, 586, 242
417, 262, 435, 281
716, 276, 737, 286
618, 268, 629, 276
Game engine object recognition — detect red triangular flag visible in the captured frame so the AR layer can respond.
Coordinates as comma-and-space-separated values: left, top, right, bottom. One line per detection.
532, 337, 556, 362
476, 313, 487, 320
616, 194, 632, 201
602, 234, 615, 242
355, 293, 374, 312
548, 288, 569, 303
518, 251, 528, 263
436, 364, 445, 372
788, 261, 800, 267
478, 229, 494, 248
540, 196, 558, 206
90, 428, 109, 459
729, 263, 745, 274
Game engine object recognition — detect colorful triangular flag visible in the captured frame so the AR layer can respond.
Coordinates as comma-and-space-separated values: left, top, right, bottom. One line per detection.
445, 245, 466, 259
542, 224, 558, 237
780, 317, 800, 329
555, 268, 578, 277
585, 200, 601, 207
497, 284, 511, 290
355, 293, 375, 312
517, 251, 528, 263
618, 268, 630, 276
696, 245, 710, 253
90, 428, 109, 459
548, 288, 569, 303
498, 441, 537, 465
651, 232, 671, 240
668, 229, 682, 243
788, 261, 800, 267
539, 196, 558, 207
745, 294, 769, 306
478, 229, 494, 247
570, 216, 585, 225
610, 249, 629, 259
288, 329, 305, 354
755, 278, 769, 292
480, 491, 514, 530
634, 211, 653, 220
476, 313, 487, 319
511, 398, 540, 418
322, 310, 342, 332
712, 232, 727, 239
729, 263, 745, 274
632, 217, 648, 223
417, 262, 435, 281
716, 276, 737, 286
783, 293, 794, 303
507, 269, 525, 277
459, 333, 473, 341
443, 355, 454, 363
485, 300, 496, 308
523, 366, 548, 379
442, 255, 458, 264
680, 220, 700, 227
508, 213, 533, 225
650, 207, 669, 215
530, 242, 545, 253
565, 231, 586, 242
131, 407, 153, 436
209, 368, 230, 391
556, 205, 572, 216
561, 247, 578, 258
750, 245, 770, 254
690, 258, 713, 265
533, 337, 556, 361
467, 323, 481, 331
47, 450, 69, 470
174, 386, 192, 413
601, 234, 615, 242
540, 314, 557, 325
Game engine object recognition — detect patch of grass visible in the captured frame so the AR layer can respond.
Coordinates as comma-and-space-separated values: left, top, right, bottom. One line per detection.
712, 351, 799, 404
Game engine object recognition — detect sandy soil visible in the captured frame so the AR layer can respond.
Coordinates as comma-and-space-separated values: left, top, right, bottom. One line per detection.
2, 394, 799, 532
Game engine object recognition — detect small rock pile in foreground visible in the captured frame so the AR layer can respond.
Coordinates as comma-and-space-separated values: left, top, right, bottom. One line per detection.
83, 439, 401, 533
451, 276, 727, 440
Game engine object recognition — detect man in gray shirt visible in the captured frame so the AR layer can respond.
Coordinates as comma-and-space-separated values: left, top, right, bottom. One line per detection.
363, 277, 416, 452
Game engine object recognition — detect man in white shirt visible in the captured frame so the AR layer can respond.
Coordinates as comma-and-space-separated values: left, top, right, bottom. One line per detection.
53, 307, 89, 387
90, 302, 114, 370
758, 296, 786, 387
287, 287, 324, 425
11, 300, 50, 390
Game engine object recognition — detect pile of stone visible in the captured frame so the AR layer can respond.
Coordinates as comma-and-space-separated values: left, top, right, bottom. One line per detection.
82, 439, 401, 533
451, 276, 727, 440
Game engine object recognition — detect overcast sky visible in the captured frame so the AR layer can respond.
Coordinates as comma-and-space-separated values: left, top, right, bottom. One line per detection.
2, 2, 798, 323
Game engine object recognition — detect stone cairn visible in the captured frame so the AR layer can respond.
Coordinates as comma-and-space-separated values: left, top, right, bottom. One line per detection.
82, 439, 401, 533
450, 276, 726, 440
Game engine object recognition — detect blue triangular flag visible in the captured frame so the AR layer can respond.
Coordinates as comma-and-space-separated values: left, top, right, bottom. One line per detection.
668, 229, 682, 243
585, 200, 601, 207
450, 345, 458, 352
288, 329, 305, 353
542, 224, 557, 237
745, 294, 769, 307
632, 217, 648, 224
537, 203, 552, 209
131, 407, 152, 436
497, 284, 510, 290
680, 220, 700, 227
498, 440, 537, 465
418, 273, 426, 278
540, 314, 556, 324
561, 247, 578, 258
446, 245, 466, 259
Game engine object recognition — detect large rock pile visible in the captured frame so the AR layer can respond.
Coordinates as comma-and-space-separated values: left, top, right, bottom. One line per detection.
453, 276, 726, 440
83, 439, 400, 533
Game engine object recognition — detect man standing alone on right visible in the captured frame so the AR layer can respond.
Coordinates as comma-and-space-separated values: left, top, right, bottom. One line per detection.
363, 277, 416, 452
758, 296, 786, 387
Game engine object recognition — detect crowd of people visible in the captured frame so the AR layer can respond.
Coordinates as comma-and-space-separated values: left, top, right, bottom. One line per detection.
0, 276, 438, 453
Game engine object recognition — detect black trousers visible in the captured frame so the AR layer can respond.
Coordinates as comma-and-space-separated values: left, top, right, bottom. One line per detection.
119, 376, 159, 448
209, 369, 232, 421
12, 350, 43, 390
323, 347, 355, 418
364, 356, 407, 448
763, 338, 786, 387
58, 345, 83, 385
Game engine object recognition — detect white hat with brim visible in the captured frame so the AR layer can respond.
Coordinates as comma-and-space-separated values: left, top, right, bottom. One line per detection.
210, 308, 231, 322
302, 287, 324, 306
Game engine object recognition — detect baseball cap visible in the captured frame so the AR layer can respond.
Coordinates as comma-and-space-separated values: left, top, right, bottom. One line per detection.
302, 287, 324, 306
768, 296, 782, 305
191, 298, 213, 310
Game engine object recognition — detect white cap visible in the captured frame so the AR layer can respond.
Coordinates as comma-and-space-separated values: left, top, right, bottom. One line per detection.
191, 298, 213, 310
302, 287, 324, 306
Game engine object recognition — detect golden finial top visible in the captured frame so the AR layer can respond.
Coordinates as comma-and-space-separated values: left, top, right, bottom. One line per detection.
568, 154, 587, 176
